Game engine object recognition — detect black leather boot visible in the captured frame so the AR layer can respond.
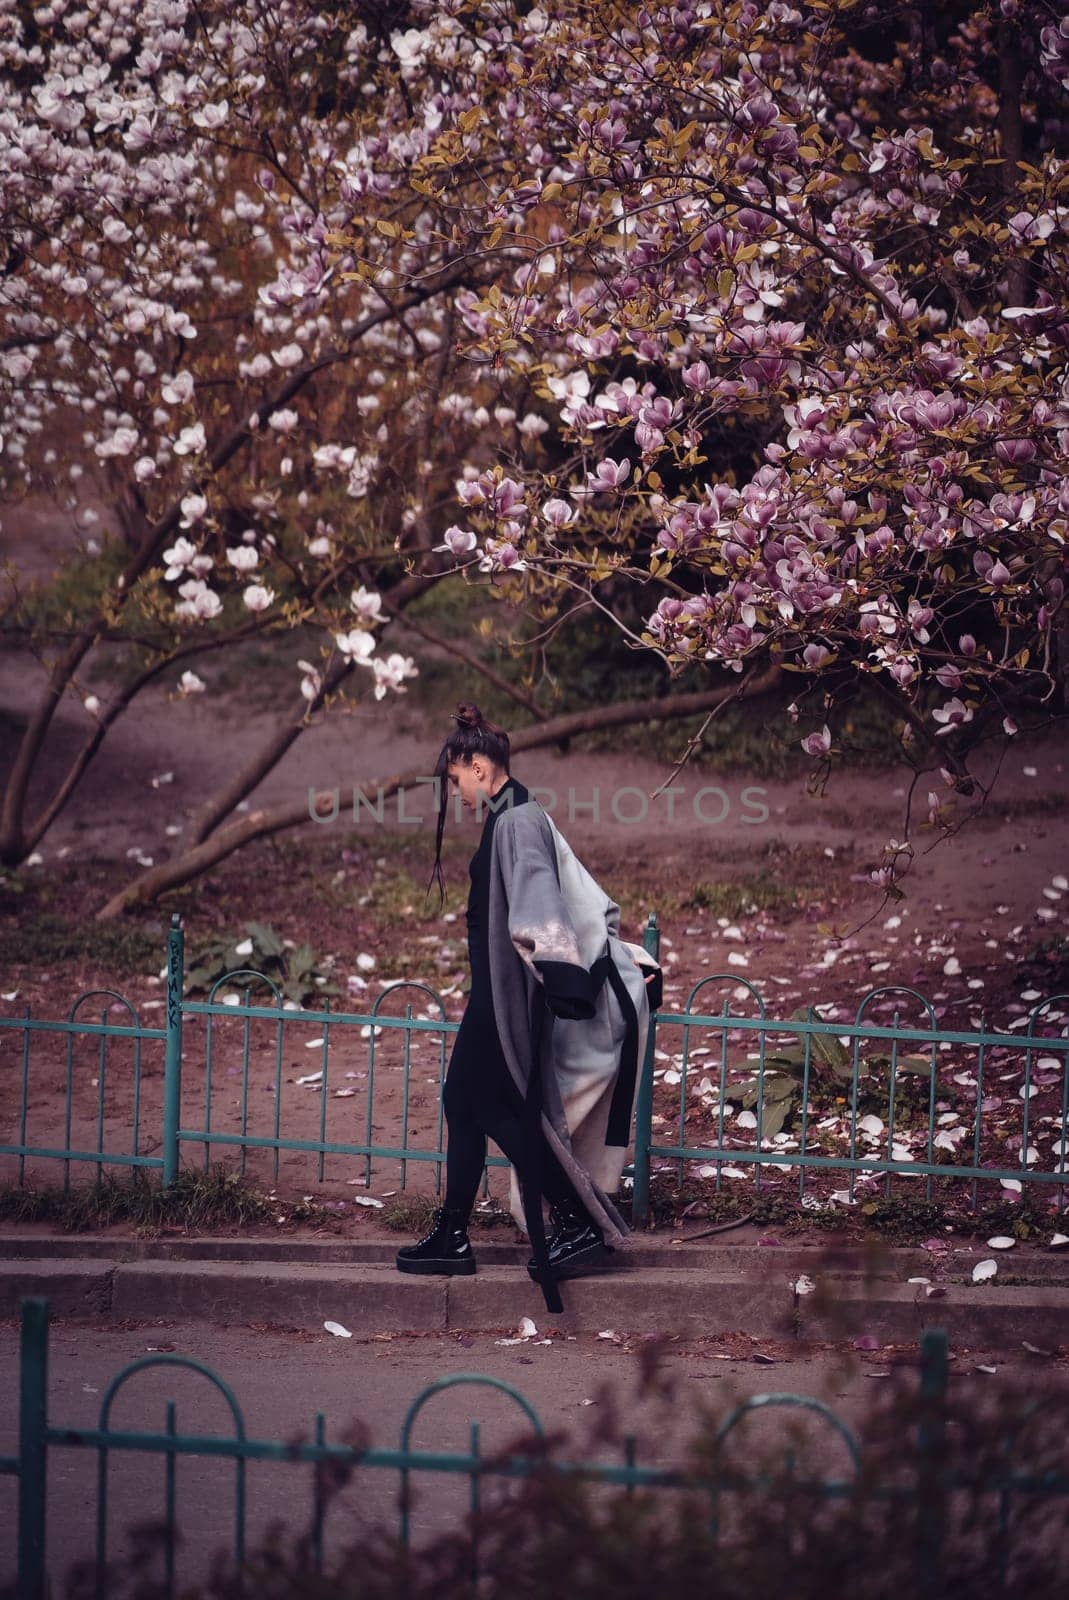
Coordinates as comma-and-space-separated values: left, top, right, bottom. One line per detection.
526, 1198, 613, 1281
396, 1206, 476, 1276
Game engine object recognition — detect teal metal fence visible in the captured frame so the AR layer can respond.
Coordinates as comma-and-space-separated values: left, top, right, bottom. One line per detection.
4, 1298, 1068, 1599
1, 915, 1067, 1223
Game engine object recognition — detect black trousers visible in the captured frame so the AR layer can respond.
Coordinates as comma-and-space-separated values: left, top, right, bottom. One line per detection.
442, 999, 574, 1217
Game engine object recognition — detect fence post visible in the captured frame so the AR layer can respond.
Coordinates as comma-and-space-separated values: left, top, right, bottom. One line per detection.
163, 913, 185, 1188
17, 1298, 48, 1600
915, 1327, 949, 1594
631, 912, 661, 1229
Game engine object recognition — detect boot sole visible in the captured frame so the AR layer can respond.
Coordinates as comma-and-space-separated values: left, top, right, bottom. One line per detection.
526, 1241, 614, 1281
396, 1257, 477, 1276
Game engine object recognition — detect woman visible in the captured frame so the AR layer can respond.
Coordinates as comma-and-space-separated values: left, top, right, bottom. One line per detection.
395, 702, 661, 1312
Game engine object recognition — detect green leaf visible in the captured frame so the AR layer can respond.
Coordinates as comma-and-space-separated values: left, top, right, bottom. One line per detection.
245, 921, 284, 958
286, 943, 317, 980
758, 1093, 797, 1139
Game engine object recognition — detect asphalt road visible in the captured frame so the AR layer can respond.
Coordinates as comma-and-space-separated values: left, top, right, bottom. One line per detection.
2, 1314, 1067, 1595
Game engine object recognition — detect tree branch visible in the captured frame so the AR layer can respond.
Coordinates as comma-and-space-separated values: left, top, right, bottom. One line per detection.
93, 668, 782, 918
379, 598, 552, 724
0, 258, 477, 864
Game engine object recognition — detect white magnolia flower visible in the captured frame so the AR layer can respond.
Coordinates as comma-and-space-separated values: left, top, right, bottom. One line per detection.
174, 422, 207, 455
267, 408, 299, 432
350, 585, 383, 621
271, 343, 304, 369
96, 426, 139, 458
175, 579, 222, 620
242, 583, 275, 612
313, 443, 357, 470
161, 371, 195, 405
178, 670, 206, 695
226, 545, 259, 573
298, 658, 322, 701
335, 628, 376, 662
162, 536, 200, 579
179, 494, 208, 527
346, 455, 377, 497
391, 27, 430, 71
371, 652, 418, 699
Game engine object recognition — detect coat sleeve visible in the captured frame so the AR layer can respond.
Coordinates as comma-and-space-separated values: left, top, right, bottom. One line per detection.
497, 806, 599, 1021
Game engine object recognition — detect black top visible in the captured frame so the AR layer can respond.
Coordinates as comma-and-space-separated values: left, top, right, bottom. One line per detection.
466, 774, 529, 1006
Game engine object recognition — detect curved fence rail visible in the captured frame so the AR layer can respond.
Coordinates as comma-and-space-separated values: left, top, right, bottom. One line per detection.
4, 1300, 1069, 1599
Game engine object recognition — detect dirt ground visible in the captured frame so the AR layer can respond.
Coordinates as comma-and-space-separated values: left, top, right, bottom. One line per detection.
2, 515, 1069, 1228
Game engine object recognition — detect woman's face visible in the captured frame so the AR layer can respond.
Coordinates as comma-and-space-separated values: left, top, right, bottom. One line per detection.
446, 758, 499, 813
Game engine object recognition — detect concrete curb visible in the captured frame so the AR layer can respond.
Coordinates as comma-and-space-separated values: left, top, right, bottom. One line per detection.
3, 1233, 1069, 1346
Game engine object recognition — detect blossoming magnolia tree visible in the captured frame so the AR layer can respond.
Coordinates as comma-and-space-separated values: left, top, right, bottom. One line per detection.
1, 0, 775, 916
327, 0, 1069, 888
2, 0, 1068, 911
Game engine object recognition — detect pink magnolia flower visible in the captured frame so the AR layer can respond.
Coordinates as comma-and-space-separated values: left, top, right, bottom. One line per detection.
434, 526, 478, 556
480, 539, 528, 574
801, 725, 832, 756
586, 458, 631, 492
994, 439, 1036, 465
541, 498, 575, 527
932, 697, 973, 734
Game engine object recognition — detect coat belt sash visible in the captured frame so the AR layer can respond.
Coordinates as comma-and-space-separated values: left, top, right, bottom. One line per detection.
588, 942, 641, 1148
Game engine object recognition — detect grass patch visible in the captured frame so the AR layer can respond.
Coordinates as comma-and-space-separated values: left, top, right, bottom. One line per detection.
681, 868, 806, 920
0, 908, 163, 979
650, 1172, 1066, 1247
380, 1192, 438, 1234
0, 1169, 335, 1234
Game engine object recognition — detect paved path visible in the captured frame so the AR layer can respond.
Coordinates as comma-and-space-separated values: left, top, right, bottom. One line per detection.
4, 1230, 1069, 1347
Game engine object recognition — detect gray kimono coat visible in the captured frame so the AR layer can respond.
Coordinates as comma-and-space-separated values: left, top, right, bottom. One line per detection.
485, 793, 660, 1253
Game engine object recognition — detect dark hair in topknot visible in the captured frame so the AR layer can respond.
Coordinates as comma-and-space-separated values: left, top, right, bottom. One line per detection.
426, 702, 511, 907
